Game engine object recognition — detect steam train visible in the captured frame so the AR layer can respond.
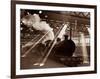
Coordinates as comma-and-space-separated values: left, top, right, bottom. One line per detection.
21, 13, 88, 67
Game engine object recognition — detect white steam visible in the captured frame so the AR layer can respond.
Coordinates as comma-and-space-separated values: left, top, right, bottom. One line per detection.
22, 14, 54, 44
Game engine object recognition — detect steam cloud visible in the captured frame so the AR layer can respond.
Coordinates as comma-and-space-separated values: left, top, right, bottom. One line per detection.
22, 14, 54, 44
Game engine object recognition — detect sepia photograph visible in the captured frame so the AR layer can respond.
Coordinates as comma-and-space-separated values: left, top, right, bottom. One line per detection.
11, 1, 97, 78
20, 9, 90, 69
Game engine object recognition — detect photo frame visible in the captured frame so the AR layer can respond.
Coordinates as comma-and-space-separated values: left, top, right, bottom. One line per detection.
11, 0, 97, 79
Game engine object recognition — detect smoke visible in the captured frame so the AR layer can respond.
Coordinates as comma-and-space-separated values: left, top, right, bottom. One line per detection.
21, 14, 54, 44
